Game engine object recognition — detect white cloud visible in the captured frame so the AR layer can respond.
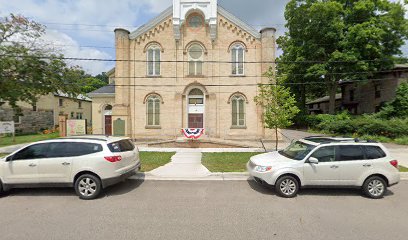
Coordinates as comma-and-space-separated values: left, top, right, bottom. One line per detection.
42, 30, 114, 75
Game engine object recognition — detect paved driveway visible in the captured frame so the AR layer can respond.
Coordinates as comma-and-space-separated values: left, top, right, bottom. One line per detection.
0, 180, 407, 240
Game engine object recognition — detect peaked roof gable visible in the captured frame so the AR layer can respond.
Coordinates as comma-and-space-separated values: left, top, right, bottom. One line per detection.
129, 5, 261, 40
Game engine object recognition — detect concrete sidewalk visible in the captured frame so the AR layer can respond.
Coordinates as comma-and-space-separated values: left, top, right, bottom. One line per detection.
149, 150, 211, 178
132, 172, 408, 181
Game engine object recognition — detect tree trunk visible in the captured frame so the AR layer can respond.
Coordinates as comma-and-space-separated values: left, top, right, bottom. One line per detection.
275, 127, 278, 151
300, 84, 306, 114
328, 82, 337, 114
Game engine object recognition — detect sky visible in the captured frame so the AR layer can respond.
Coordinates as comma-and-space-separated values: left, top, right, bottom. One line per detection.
0, 0, 406, 75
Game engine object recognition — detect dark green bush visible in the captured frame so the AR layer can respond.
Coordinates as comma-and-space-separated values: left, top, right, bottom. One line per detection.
307, 113, 408, 139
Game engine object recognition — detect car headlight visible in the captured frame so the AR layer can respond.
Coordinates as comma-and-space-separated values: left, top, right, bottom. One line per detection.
254, 166, 272, 172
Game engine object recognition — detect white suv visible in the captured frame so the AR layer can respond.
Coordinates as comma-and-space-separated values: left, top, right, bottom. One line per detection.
247, 137, 400, 199
0, 136, 141, 200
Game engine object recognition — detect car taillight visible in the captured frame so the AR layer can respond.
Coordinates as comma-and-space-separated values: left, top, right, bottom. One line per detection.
104, 156, 122, 163
390, 160, 399, 169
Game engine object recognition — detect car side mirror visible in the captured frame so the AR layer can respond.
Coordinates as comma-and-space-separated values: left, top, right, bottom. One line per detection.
308, 157, 319, 164
5, 155, 13, 162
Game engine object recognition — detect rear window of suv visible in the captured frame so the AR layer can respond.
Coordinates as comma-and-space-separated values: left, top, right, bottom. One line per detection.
108, 140, 135, 153
364, 146, 386, 159
47, 142, 103, 158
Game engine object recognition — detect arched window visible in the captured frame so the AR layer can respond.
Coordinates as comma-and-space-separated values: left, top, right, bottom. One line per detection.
231, 44, 244, 75
146, 95, 160, 126
187, 14, 204, 29
188, 44, 204, 76
231, 95, 246, 127
147, 45, 161, 76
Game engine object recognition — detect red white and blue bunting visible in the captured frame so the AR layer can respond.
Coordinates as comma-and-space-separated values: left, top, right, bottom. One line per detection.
182, 128, 205, 139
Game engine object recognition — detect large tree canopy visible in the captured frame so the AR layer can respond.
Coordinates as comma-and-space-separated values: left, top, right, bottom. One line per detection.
0, 14, 82, 110
278, 0, 408, 114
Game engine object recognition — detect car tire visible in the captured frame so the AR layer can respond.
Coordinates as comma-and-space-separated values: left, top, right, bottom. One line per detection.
275, 175, 299, 198
74, 174, 102, 200
0, 182, 3, 196
363, 176, 387, 199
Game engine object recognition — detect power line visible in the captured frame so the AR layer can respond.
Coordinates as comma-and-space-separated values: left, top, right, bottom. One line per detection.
6, 77, 396, 88
0, 54, 401, 64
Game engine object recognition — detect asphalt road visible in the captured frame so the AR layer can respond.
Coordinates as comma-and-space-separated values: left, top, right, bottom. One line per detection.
0, 180, 407, 240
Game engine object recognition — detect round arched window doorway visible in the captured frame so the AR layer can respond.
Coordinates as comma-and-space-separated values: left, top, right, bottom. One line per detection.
187, 88, 204, 128
104, 105, 113, 135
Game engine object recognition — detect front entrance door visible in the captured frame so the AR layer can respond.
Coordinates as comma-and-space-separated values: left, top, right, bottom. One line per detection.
188, 114, 204, 128
105, 115, 112, 135
187, 88, 205, 129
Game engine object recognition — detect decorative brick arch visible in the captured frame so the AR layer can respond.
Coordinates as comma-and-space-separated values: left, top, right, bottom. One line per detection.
183, 41, 208, 55
227, 92, 249, 104
143, 41, 164, 53
143, 92, 164, 104
228, 41, 248, 53
182, 82, 209, 96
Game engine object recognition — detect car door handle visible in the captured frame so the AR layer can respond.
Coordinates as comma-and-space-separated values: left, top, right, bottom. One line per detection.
363, 164, 372, 167
330, 165, 339, 169
28, 163, 37, 167
62, 162, 71, 166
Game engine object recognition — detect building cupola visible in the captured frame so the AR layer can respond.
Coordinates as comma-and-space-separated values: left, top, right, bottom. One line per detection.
173, 0, 218, 41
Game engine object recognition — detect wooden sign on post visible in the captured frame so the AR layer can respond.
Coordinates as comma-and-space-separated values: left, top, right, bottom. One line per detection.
66, 119, 87, 136
59, 115, 67, 137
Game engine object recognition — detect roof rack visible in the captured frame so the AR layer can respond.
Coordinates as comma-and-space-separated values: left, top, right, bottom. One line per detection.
304, 136, 378, 144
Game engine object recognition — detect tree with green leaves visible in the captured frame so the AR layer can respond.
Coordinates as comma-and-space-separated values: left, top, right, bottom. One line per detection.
255, 69, 300, 150
278, 0, 408, 114
0, 14, 82, 111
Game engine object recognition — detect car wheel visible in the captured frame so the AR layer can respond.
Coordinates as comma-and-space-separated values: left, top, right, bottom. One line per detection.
75, 174, 102, 200
275, 175, 299, 198
0, 182, 3, 196
363, 176, 387, 199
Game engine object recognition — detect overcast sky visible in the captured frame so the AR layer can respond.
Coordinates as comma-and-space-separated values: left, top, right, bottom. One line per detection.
0, 0, 406, 75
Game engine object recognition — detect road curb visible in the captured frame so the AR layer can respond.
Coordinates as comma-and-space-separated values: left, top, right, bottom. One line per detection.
131, 172, 408, 181
400, 172, 408, 180
130, 172, 250, 181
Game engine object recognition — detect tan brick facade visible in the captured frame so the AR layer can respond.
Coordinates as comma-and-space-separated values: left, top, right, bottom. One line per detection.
91, 2, 276, 140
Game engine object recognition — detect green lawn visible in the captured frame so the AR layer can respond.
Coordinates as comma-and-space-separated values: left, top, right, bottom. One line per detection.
0, 132, 60, 148
400, 166, 408, 172
0, 153, 7, 158
202, 152, 262, 172
139, 152, 175, 172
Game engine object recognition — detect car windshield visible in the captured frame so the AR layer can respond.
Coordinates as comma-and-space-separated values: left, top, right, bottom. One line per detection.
279, 141, 316, 160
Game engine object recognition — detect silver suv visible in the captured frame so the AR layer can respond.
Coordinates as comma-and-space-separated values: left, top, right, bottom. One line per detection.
0, 136, 141, 200
247, 137, 400, 199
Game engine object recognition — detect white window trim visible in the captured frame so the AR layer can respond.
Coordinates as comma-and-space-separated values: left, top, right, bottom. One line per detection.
146, 96, 161, 127
231, 95, 246, 127
186, 88, 205, 129
147, 46, 161, 76
231, 44, 245, 76
188, 44, 204, 76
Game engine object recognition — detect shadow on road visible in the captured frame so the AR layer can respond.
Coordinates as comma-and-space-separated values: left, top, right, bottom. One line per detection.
2, 174, 146, 199
104, 178, 145, 197
247, 180, 276, 196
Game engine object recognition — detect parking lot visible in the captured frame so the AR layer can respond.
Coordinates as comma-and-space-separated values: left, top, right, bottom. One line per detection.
0, 180, 407, 240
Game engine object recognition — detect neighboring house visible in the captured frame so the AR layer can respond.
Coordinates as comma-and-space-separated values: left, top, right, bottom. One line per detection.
306, 94, 342, 114
89, 0, 277, 140
340, 64, 408, 114
88, 68, 115, 136
0, 92, 92, 134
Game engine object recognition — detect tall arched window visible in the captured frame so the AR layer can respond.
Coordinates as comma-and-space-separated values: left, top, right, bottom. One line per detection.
231, 95, 246, 127
147, 45, 161, 76
231, 44, 244, 75
188, 44, 204, 76
146, 95, 160, 126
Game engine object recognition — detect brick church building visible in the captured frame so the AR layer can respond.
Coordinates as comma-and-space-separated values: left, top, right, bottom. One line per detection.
89, 0, 277, 140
